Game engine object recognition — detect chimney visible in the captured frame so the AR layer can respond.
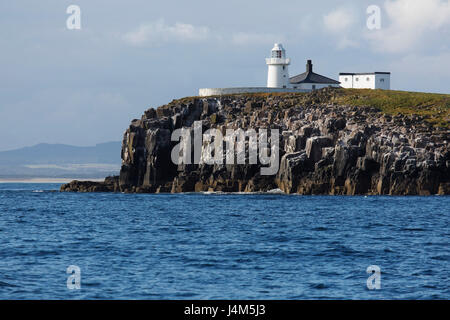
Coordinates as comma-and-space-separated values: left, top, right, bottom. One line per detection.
306, 60, 313, 73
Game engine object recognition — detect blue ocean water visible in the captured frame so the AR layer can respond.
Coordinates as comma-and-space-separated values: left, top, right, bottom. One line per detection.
0, 183, 448, 300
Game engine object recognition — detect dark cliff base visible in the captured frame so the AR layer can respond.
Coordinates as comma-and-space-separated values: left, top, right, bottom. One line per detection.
61, 88, 450, 195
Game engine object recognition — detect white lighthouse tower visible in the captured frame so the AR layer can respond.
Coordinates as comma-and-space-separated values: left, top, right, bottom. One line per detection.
266, 43, 291, 88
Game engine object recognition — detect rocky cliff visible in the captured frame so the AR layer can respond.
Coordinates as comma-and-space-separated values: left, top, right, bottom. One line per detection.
61, 88, 450, 195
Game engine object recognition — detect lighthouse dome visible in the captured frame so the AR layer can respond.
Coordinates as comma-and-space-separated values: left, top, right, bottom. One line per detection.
271, 43, 285, 58
272, 43, 284, 50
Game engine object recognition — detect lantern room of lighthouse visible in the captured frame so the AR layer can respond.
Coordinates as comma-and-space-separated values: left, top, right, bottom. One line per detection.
266, 43, 291, 88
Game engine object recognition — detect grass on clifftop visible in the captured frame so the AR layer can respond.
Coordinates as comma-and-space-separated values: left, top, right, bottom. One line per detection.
167, 88, 450, 128
334, 89, 450, 128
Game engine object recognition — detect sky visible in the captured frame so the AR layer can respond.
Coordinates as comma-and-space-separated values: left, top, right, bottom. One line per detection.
1, 0, 449, 151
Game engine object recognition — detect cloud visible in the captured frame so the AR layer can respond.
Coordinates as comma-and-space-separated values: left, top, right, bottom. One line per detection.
123, 19, 288, 48
123, 19, 211, 46
323, 7, 359, 49
390, 52, 450, 78
366, 0, 450, 53
382, 52, 450, 92
231, 32, 285, 46
323, 8, 356, 33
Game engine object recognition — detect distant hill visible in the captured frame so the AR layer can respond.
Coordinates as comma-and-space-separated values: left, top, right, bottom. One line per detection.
0, 142, 122, 179
0, 142, 121, 165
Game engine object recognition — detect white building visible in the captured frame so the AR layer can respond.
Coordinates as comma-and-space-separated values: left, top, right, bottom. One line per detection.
266, 44, 340, 89
289, 59, 340, 90
339, 72, 391, 90
198, 43, 340, 96
266, 43, 291, 88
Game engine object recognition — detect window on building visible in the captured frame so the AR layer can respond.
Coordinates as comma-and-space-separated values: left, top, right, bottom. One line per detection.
355, 78, 359, 82
380, 78, 385, 82
272, 50, 282, 58
282, 66, 285, 70
312, 85, 316, 90
344, 78, 348, 82
366, 77, 370, 81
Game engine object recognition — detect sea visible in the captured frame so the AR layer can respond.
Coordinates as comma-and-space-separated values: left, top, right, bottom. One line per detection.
0, 183, 448, 299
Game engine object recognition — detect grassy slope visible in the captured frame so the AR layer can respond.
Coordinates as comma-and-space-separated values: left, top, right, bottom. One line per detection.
167, 89, 450, 128
334, 89, 450, 128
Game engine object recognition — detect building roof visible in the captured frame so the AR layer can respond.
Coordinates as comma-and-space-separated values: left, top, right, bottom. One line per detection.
339, 72, 391, 75
290, 60, 340, 85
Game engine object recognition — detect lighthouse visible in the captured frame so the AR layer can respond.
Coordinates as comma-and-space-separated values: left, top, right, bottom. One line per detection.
199, 43, 342, 96
266, 43, 291, 88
